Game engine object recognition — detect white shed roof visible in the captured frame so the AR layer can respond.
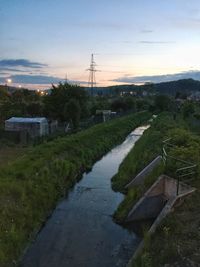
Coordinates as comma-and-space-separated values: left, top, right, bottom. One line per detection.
6, 117, 47, 123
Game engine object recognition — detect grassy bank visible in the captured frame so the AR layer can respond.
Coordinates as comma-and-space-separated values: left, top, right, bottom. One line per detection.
111, 113, 200, 266
0, 111, 150, 267
112, 114, 177, 222
0, 146, 28, 168
134, 127, 200, 266
111, 115, 172, 192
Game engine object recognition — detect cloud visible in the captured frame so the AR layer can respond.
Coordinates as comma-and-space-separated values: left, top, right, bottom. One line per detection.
140, 30, 154, 33
173, 17, 200, 30
0, 72, 9, 76
0, 74, 88, 86
122, 41, 132, 43
0, 59, 48, 77
73, 21, 132, 31
0, 74, 63, 84
139, 41, 175, 44
112, 70, 200, 84
0, 59, 47, 69
0, 67, 30, 73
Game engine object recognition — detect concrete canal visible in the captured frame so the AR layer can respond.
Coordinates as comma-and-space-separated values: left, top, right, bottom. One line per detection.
20, 126, 149, 267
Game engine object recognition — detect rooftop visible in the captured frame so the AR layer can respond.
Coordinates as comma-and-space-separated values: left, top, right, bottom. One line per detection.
6, 117, 47, 123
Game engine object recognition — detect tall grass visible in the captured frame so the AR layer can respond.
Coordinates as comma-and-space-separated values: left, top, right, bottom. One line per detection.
112, 113, 191, 221
111, 113, 179, 191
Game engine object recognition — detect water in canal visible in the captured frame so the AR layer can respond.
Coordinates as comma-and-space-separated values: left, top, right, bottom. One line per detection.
21, 126, 149, 267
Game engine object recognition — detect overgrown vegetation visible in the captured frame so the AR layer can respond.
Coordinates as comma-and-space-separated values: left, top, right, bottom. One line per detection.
44, 83, 89, 124
112, 114, 174, 222
0, 83, 151, 129
0, 86, 42, 125
112, 112, 200, 266
113, 163, 164, 223
111, 115, 172, 192
0, 111, 150, 267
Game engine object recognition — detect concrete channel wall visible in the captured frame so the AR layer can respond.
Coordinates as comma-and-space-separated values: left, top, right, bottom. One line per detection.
127, 175, 195, 222
125, 156, 162, 188
126, 174, 196, 266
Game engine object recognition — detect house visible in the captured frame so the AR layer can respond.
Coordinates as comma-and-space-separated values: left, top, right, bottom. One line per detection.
5, 117, 49, 138
187, 91, 200, 101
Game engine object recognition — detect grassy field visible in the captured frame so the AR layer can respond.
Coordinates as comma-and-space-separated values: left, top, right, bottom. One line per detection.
0, 146, 28, 167
0, 111, 151, 267
111, 113, 200, 266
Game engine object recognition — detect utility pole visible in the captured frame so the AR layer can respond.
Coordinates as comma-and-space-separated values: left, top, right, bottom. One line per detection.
87, 54, 97, 96
65, 73, 68, 84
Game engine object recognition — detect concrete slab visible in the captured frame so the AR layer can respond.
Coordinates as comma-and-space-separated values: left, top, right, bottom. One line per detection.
126, 174, 196, 266
125, 156, 162, 188
126, 175, 195, 223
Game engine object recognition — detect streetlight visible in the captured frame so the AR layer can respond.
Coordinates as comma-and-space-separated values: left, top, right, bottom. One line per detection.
5, 78, 12, 91
6, 78, 12, 84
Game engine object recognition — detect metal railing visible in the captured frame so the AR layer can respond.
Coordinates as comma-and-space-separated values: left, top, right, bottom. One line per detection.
162, 138, 197, 195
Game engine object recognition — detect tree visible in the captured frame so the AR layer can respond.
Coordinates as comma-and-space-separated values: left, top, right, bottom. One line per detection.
111, 99, 127, 112
144, 82, 155, 94
44, 83, 88, 121
90, 98, 111, 115
136, 99, 149, 111
64, 99, 81, 129
124, 97, 136, 111
182, 101, 195, 118
12, 89, 40, 103
26, 102, 43, 116
0, 87, 10, 101
154, 95, 171, 111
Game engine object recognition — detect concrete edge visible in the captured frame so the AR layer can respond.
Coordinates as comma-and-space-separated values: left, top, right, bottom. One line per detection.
125, 156, 162, 189
126, 184, 196, 267
126, 174, 165, 221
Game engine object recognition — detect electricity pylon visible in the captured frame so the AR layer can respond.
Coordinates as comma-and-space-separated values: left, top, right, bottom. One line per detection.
87, 54, 98, 96
65, 73, 68, 84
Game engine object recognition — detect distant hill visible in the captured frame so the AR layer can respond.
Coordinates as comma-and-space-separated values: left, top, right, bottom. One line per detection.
85, 84, 140, 95
2, 78, 200, 96
85, 79, 200, 96
153, 79, 200, 96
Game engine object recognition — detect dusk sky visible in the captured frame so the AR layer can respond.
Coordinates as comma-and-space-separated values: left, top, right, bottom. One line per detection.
1, 0, 200, 89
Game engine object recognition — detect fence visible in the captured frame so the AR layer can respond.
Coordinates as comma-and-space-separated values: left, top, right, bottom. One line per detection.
162, 138, 197, 195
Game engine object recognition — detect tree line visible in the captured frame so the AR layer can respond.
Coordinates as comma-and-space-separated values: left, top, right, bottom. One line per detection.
0, 82, 199, 130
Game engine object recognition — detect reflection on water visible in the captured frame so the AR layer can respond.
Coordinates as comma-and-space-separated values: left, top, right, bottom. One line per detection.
21, 126, 149, 267
130, 125, 150, 136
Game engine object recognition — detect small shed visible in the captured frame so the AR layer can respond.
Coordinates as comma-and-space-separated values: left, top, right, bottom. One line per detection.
5, 117, 49, 138
95, 110, 117, 122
